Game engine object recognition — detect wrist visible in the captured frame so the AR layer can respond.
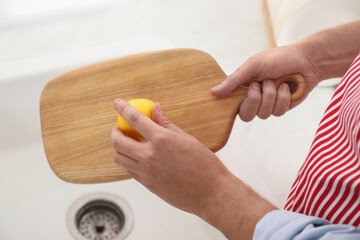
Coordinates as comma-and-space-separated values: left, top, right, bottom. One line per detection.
293, 39, 334, 82
198, 174, 277, 239
295, 40, 344, 80
295, 22, 360, 80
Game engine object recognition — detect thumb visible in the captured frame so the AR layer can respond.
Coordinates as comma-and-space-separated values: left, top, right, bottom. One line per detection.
211, 59, 258, 96
152, 103, 183, 133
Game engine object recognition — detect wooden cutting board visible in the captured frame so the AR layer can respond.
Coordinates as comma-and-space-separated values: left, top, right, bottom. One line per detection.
40, 48, 306, 184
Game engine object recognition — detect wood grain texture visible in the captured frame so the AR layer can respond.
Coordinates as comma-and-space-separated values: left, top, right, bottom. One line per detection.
40, 49, 245, 183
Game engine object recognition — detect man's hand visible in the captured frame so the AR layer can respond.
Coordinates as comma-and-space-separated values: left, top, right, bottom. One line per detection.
211, 44, 322, 122
110, 99, 276, 239
111, 99, 232, 213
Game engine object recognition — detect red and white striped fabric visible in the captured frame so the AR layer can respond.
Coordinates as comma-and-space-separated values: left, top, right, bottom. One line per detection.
285, 53, 360, 227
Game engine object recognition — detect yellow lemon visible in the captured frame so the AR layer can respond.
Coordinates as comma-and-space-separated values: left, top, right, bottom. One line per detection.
117, 99, 155, 141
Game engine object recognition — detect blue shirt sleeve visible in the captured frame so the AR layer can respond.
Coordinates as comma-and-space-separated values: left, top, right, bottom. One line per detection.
253, 210, 360, 240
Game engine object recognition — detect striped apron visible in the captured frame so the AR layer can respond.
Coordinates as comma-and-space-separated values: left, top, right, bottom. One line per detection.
285, 54, 360, 227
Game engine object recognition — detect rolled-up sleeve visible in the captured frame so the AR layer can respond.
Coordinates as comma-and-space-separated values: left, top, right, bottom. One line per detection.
253, 210, 360, 240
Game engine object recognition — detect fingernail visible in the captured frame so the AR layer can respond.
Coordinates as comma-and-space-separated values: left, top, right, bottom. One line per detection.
114, 99, 123, 107
212, 83, 222, 92
280, 83, 290, 91
251, 82, 260, 90
157, 103, 162, 113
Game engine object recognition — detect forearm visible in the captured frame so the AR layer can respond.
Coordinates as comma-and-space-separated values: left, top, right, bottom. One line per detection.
296, 21, 360, 80
198, 175, 277, 240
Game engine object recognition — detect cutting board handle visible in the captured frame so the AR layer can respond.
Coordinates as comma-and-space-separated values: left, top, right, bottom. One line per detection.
274, 73, 306, 102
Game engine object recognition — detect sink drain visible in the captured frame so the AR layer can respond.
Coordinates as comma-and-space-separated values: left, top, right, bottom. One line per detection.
77, 200, 123, 239
67, 192, 133, 240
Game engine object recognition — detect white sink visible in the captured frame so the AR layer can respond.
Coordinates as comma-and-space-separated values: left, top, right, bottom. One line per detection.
0, 35, 334, 238
0, 1, 340, 238
0, 36, 226, 239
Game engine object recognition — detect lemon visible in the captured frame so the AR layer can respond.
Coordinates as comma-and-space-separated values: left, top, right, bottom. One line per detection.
117, 99, 155, 141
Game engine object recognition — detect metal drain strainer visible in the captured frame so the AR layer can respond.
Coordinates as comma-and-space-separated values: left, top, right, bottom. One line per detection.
77, 201, 123, 239
67, 193, 133, 240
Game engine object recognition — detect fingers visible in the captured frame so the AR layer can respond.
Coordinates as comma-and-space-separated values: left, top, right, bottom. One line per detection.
127, 170, 144, 183
127, 170, 156, 192
258, 80, 276, 119
152, 103, 183, 133
239, 81, 291, 121
110, 127, 143, 160
114, 153, 145, 184
239, 82, 261, 122
114, 152, 139, 172
211, 58, 259, 96
273, 83, 291, 116
114, 99, 158, 140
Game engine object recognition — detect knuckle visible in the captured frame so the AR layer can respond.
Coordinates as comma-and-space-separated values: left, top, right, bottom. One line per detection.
274, 99, 290, 117
141, 152, 159, 170
110, 132, 120, 149
225, 77, 238, 89
152, 131, 170, 144
110, 130, 117, 144
277, 94, 286, 103
141, 150, 155, 162
247, 92, 261, 104
113, 153, 120, 164
248, 55, 260, 65
273, 105, 288, 117
247, 54, 264, 70
113, 143, 122, 153
264, 89, 276, 99
161, 117, 173, 127
127, 111, 139, 126
155, 114, 173, 129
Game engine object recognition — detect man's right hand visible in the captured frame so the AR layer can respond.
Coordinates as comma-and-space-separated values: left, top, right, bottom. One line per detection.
211, 44, 322, 122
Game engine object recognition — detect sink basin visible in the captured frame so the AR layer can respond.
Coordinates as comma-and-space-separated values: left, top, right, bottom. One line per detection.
0, 1, 340, 238
0, 36, 226, 239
